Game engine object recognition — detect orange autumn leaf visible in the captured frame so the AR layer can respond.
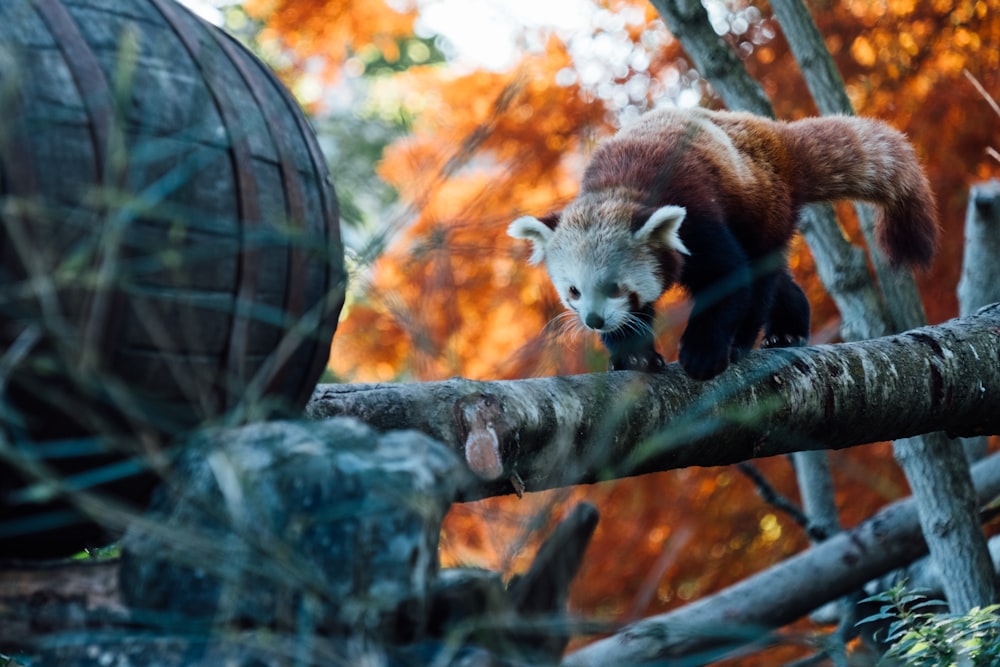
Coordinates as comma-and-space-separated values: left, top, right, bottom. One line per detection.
244, 0, 416, 79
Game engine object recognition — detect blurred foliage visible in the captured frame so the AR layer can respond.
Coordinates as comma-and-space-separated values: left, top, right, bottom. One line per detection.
358, 35, 448, 76
246, 0, 1000, 663
245, 0, 418, 80
315, 111, 406, 237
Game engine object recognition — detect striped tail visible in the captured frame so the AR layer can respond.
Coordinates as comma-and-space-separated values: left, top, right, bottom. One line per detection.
782, 115, 939, 268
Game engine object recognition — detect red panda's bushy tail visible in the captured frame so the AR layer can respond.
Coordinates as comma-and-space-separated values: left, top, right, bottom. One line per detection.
782, 115, 939, 269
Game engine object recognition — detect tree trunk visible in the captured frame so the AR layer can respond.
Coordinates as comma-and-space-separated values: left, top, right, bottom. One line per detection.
792, 450, 840, 542
957, 180, 1000, 464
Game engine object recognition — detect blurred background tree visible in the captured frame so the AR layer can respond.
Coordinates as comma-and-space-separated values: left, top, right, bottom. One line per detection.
194, 0, 1000, 661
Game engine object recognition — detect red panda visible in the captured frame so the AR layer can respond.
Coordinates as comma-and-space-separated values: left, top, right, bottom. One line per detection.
509, 107, 939, 380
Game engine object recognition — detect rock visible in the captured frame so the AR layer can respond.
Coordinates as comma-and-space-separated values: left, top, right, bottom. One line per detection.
120, 417, 467, 642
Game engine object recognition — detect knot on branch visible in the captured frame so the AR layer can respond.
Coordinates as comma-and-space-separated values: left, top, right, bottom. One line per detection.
457, 393, 516, 483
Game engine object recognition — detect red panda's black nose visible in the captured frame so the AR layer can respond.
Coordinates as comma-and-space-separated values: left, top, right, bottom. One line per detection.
585, 313, 605, 330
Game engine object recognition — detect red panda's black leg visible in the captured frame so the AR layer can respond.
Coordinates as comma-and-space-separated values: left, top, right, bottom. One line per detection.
729, 267, 781, 363
677, 223, 752, 380
601, 303, 666, 372
762, 269, 810, 348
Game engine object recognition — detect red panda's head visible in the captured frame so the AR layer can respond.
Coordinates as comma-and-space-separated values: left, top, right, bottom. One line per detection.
508, 197, 688, 335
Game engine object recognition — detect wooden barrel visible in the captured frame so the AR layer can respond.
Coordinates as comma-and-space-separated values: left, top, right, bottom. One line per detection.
0, 0, 346, 556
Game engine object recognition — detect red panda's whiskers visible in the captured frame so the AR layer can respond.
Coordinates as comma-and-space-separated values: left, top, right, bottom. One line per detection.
618, 312, 654, 339
544, 310, 585, 342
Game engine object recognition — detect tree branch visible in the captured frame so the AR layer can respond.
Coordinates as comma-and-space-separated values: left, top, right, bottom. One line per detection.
737, 462, 822, 541
307, 305, 1000, 501
648, 0, 773, 116
958, 181, 1000, 317
561, 451, 1000, 666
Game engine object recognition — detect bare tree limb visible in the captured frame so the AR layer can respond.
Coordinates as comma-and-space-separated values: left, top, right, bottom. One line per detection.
562, 452, 1000, 666
648, 0, 773, 116
767, 0, 850, 114
307, 305, 1000, 501
737, 462, 821, 541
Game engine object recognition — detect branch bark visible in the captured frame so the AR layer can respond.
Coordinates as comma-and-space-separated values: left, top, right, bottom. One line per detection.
307, 306, 1000, 501
648, 0, 773, 116
561, 452, 1000, 666
959, 181, 1000, 317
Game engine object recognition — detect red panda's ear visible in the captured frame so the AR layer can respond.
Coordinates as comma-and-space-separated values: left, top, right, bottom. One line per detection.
508, 215, 555, 265
635, 205, 690, 255
538, 211, 562, 229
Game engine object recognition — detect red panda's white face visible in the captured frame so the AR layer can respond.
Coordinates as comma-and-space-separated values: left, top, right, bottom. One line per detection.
508, 202, 688, 335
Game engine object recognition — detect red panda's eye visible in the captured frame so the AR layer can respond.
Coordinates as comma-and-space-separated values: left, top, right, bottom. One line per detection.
607, 283, 623, 298
568, 286, 581, 300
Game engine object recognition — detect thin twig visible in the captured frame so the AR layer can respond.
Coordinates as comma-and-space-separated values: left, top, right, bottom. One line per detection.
737, 462, 827, 541
964, 69, 1000, 164
964, 69, 1000, 118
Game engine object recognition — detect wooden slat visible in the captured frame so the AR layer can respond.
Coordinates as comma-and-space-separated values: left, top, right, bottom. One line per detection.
30, 0, 132, 370
249, 45, 346, 407
210, 30, 309, 401
147, 0, 262, 412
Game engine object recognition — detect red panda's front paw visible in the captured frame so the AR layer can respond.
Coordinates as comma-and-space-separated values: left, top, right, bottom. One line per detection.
761, 334, 807, 349
678, 344, 730, 381
609, 350, 667, 373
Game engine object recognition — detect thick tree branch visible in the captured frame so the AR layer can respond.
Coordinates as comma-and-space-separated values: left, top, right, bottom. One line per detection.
959, 181, 1000, 317
768, 0, 850, 114
307, 306, 1000, 500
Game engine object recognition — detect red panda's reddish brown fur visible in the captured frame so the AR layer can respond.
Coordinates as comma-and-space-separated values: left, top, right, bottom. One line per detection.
580, 108, 938, 268
780, 115, 938, 267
